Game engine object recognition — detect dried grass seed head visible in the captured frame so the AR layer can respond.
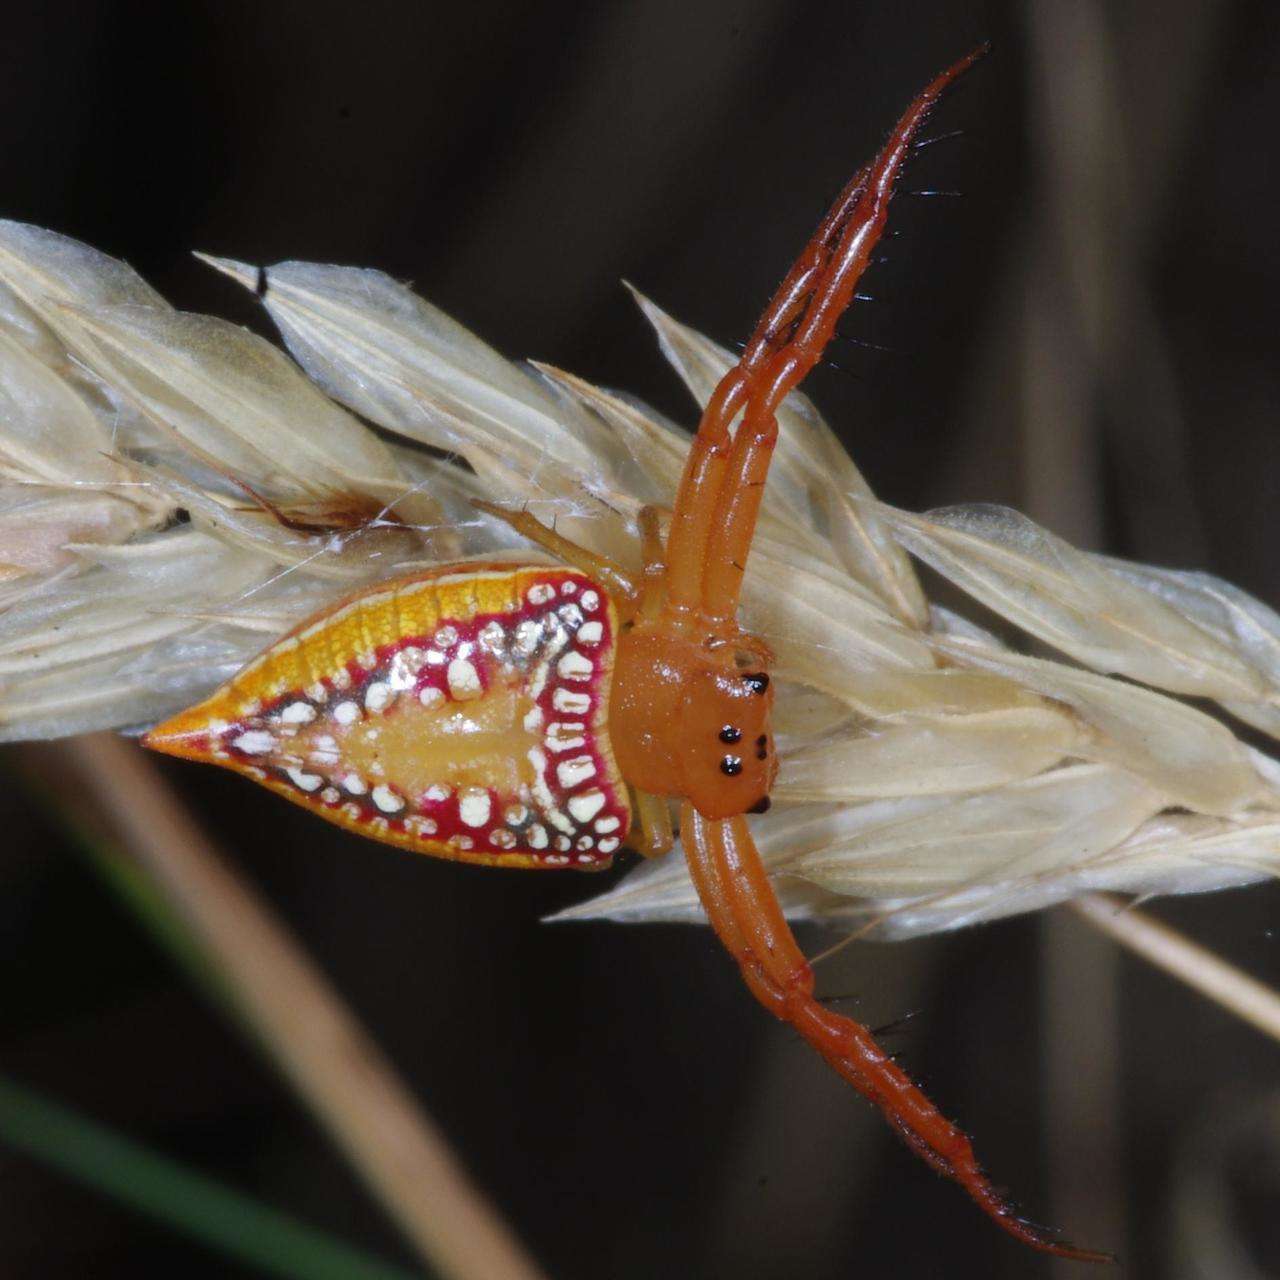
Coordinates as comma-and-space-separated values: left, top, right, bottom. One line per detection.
0, 220, 1275, 934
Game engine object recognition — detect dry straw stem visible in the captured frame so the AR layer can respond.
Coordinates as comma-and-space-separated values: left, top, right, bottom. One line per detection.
53, 731, 547, 1280
0, 222, 1279, 963
1072, 892, 1280, 1044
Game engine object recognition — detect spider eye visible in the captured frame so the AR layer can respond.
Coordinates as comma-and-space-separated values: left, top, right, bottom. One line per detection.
720, 755, 743, 776
744, 672, 769, 695
748, 796, 772, 814
719, 725, 742, 744
756, 734, 768, 760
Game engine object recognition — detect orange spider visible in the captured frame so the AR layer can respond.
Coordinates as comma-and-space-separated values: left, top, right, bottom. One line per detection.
146, 49, 1107, 1262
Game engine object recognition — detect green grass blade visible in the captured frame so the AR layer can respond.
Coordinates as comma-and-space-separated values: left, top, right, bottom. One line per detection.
0, 1074, 421, 1280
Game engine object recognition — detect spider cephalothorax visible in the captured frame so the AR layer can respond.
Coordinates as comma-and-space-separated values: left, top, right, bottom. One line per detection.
609, 621, 777, 820
146, 49, 1107, 1262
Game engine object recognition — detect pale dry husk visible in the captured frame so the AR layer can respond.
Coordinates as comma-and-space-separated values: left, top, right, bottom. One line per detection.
0, 222, 1276, 937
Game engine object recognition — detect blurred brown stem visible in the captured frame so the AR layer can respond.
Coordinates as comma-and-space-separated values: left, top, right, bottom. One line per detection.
1073, 892, 1280, 1044
46, 733, 547, 1280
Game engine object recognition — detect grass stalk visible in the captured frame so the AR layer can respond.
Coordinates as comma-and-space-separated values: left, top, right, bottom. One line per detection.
41, 733, 547, 1280
1073, 891, 1280, 1043
0, 1074, 418, 1280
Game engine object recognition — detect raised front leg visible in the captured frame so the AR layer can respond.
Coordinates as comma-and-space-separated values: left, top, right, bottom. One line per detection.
697, 47, 988, 625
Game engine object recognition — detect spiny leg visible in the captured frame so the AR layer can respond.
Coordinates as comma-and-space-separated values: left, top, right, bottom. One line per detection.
661, 174, 871, 615
675, 48, 1110, 1258
698, 47, 987, 623
472, 499, 641, 611
680, 803, 1112, 1264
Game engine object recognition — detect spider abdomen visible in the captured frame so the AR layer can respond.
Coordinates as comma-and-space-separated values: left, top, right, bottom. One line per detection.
145, 564, 630, 869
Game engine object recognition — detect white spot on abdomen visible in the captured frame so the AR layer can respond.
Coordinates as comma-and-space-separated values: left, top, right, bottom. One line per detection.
364, 682, 394, 713
286, 766, 322, 792
459, 788, 492, 828
513, 619, 541, 655
567, 790, 606, 823
546, 722, 586, 753
557, 652, 593, 681
556, 756, 596, 789
388, 648, 426, 690
233, 730, 275, 755
552, 689, 590, 715
308, 735, 340, 766
372, 784, 405, 814
447, 658, 482, 700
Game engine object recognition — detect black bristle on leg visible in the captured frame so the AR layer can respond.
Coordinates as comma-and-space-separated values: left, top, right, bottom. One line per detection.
871, 1009, 923, 1038
820, 358, 865, 380
831, 331, 906, 357
912, 127, 968, 151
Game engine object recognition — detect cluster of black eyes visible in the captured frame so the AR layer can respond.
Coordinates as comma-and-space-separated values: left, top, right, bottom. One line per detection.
716, 675, 771, 775
718, 724, 769, 774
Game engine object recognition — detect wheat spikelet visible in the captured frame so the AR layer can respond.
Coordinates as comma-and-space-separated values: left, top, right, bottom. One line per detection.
0, 222, 1276, 936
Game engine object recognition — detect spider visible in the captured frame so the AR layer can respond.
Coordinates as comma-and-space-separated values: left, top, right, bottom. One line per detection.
145, 48, 1107, 1263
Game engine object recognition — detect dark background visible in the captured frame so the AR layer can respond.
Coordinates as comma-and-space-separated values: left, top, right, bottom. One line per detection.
2, 2, 1279, 1277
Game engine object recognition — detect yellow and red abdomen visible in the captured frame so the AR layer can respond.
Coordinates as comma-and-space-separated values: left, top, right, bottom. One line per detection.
145, 564, 630, 869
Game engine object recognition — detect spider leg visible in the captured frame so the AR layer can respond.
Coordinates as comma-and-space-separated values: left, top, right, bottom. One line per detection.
694, 47, 987, 624
663, 439, 732, 622
638, 505, 666, 574
636, 505, 669, 622
471, 499, 641, 610
662, 170, 874, 618
628, 787, 675, 857
699, 394, 779, 621
680, 802, 1112, 1264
